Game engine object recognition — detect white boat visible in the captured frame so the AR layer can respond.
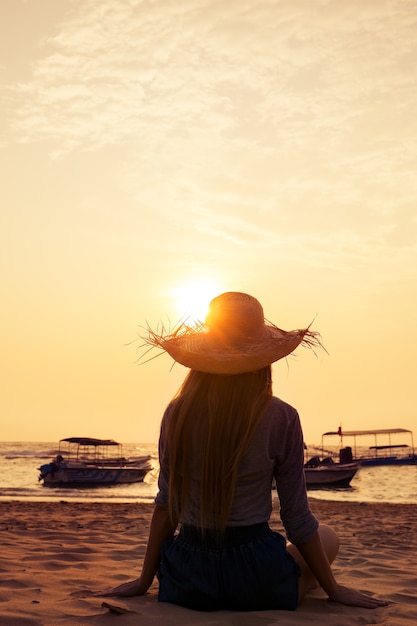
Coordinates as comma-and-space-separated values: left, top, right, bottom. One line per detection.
38, 437, 153, 487
304, 456, 360, 488
304, 465, 359, 488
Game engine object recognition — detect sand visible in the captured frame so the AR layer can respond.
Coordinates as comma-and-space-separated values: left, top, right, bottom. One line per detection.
0, 499, 416, 625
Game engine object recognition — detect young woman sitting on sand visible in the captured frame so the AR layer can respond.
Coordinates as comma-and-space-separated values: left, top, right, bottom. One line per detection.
105, 292, 388, 611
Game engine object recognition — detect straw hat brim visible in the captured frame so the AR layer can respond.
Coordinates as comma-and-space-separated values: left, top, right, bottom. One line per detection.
144, 323, 319, 375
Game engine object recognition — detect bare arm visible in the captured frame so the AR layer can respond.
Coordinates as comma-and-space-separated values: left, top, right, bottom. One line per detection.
138, 504, 178, 591
102, 504, 177, 597
295, 530, 388, 609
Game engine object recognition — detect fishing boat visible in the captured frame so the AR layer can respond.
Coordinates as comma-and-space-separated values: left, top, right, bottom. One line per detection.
320, 428, 417, 466
304, 455, 359, 488
38, 437, 153, 487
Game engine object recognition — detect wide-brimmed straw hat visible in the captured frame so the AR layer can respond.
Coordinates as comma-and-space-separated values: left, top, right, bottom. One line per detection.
142, 292, 322, 375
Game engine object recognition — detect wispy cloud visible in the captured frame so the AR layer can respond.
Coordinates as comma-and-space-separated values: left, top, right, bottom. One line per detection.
4, 0, 417, 264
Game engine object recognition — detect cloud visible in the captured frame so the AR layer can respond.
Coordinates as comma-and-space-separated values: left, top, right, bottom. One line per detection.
4, 0, 417, 267
8, 0, 417, 150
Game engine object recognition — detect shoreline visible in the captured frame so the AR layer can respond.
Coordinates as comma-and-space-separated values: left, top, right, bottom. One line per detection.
1, 500, 416, 625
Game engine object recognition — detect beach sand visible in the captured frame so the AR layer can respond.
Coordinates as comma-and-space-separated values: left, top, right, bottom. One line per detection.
0, 499, 416, 625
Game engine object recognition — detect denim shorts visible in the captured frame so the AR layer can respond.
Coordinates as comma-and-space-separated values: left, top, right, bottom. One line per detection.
158, 522, 300, 612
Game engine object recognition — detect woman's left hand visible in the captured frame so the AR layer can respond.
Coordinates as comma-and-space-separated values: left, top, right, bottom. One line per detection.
95, 577, 148, 597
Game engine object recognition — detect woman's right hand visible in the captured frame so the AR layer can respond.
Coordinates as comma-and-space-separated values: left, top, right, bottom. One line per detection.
328, 583, 389, 609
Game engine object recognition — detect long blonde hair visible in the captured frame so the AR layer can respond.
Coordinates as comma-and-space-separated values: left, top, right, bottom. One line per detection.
166, 366, 272, 532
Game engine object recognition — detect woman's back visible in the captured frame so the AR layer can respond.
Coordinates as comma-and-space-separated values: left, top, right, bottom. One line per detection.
157, 367, 272, 531
157, 393, 318, 544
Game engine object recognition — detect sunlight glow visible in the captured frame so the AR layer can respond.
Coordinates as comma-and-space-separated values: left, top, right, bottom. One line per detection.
171, 279, 222, 323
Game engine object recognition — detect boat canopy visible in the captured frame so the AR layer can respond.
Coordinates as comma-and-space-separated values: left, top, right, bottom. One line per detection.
60, 437, 120, 446
369, 444, 409, 450
322, 428, 412, 437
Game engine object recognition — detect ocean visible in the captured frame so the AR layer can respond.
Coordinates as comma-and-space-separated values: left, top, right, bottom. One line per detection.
0, 441, 416, 505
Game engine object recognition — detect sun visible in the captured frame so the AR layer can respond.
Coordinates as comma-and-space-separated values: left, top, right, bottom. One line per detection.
171, 279, 222, 323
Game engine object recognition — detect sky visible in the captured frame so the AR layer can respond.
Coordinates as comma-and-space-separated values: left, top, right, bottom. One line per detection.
1, 0, 416, 445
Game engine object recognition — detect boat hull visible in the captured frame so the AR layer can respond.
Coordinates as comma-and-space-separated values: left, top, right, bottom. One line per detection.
358, 455, 417, 467
41, 463, 151, 487
304, 463, 359, 488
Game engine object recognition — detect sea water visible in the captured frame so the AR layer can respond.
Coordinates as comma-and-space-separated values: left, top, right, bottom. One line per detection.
0, 441, 416, 504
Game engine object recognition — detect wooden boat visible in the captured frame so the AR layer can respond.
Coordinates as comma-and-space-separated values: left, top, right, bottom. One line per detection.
304, 455, 359, 488
320, 428, 417, 466
38, 437, 153, 487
